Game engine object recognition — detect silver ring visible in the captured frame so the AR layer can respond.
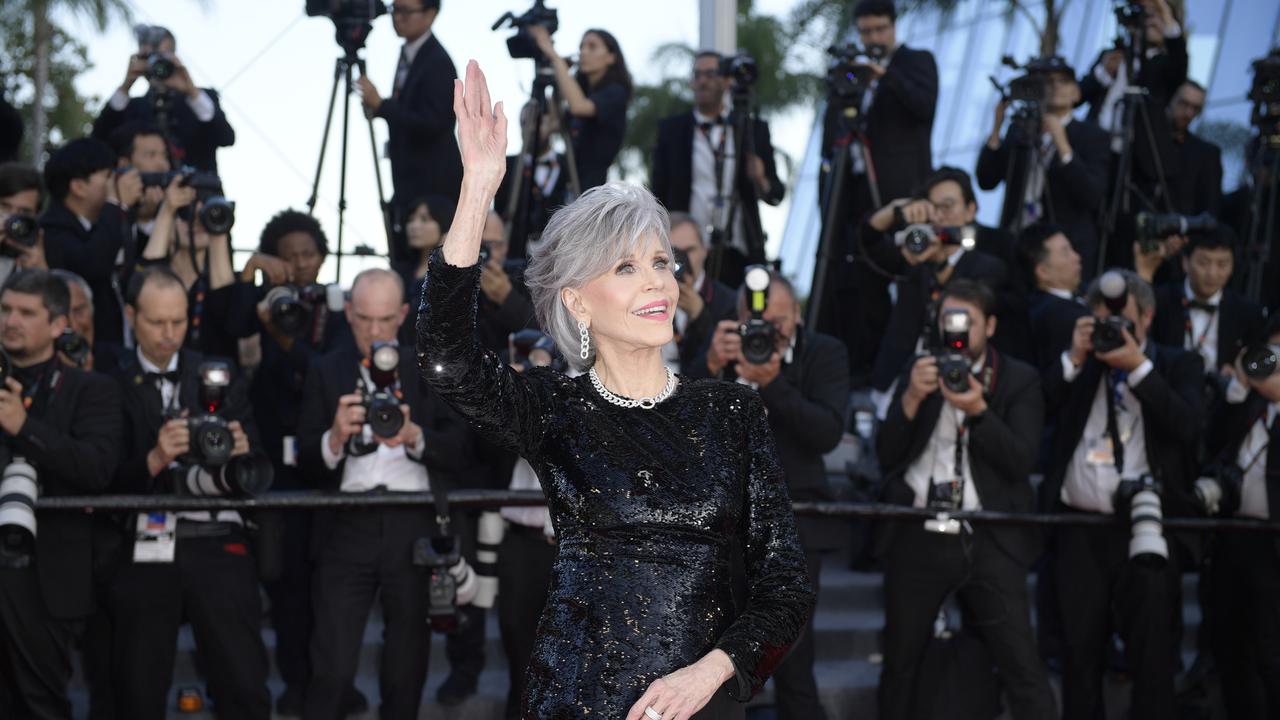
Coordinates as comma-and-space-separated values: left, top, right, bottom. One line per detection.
645, 708, 662, 720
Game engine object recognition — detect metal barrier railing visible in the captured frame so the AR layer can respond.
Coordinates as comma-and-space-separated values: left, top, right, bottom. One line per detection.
29, 491, 1280, 533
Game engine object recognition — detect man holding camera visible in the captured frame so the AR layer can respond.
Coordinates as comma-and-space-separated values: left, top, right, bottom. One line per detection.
1042, 268, 1202, 719
0, 162, 49, 285
977, 56, 1109, 280
298, 268, 474, 720
1017, 223, 1087, 374
696, 269, 849, 720
650, 50, 784, 288
860, 167, 1008, 414
106, 265, 271, 719
663, 212, 737, 374
0, 269, 122, 719
93, 25, 235, 174
876, 279, 1056, 719
494, 102, 569, 259
357, 0, 463, 266
1080, 0, 1186, 141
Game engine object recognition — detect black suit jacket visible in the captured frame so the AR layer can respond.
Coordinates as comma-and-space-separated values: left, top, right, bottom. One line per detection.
1152, 283, 1266, 375
92, 88, 235, 173
1205, 393, 1280, 556
40, 202, 131, 350
650, 111, 785, 263
380, 35, 463, 239
1166, 132, 1223, 218
1027, 289, 1089, 374
494, 153, 570, 258
1079, 37, 1188, 125
1042, 343, 1204, 517
821, 46, 938, 203
678, 278, 737, 375
9, 360, 123, 619
878, 349, 1044, 566
864, 234, 1009, 391
687, 329, 851, 550
975, 119, 1110, 267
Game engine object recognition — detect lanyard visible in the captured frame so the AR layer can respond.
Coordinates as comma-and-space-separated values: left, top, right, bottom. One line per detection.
698, 120, 730, 214
1183, 300, 1217, 353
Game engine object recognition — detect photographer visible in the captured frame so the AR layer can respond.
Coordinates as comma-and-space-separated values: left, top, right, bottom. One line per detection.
392, 195, 453, 341
92, 25, 235, 174
876, 279, 1056, 719
1151, 81, 1222, 221
244, 210, 357, 715
356, 0, 462, 265
40, 138, 136, 363
494, 102, 569, 258
528, 25, 632, 192
859, 167, 1007, 413
106, 265, 270, 719
695, 269, 849, 720
1199, 315, 1280, 719
662, 212, 736, 375
297, 269, 474, 720
0, 161, 49, 283
109, 122, 171, 244
1017, 223, 1087, 374
1080, 0, 1187, 142
50, 269, 97, 372
813, 0, 938, 376
976, 56, 1109, 280
650, 51, 784, 287
1042, 268, 1203, 719
0, 269, 121, 719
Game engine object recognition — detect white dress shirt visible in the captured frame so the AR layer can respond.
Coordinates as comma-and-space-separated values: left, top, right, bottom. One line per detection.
1020, 115, 1073, 228
689, 108, 744, 253
903, 356, 986, 511
109, 86, 216, 123
320, 363, 430, 493
1059, 349, 1155, 514
1183, 280, 1222, 373
1236, 403, 1279, 519
501, 457, 554, 535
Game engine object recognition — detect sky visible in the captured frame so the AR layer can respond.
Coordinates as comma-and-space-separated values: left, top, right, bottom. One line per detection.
57, 0, 814, 286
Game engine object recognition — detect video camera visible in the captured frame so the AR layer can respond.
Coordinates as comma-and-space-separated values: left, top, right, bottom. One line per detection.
893, 223, 978, 256
825, 42, 886, 106
305, 0, 386, 55
738, 266, 776, 366
1, 213, 37, 257
492, 0, 559, 61
138, 168, 235, 234
1249, 48, 1280, 141
171, 361, 273, 496
1135, 211, 1217, 253
1091, 271, 1135, 354
989, 55, 1071, 144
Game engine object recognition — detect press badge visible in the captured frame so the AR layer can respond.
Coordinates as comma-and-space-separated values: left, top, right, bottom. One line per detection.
283, 436, 298, 468
133, 512, 177, 563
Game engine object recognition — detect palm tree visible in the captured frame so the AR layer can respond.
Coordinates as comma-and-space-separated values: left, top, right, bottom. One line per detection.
28, 0, 131, 166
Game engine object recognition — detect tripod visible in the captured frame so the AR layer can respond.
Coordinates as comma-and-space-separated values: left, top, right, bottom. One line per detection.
706, 87, 768, 285
1098, 24, 1173, 277
501, 59, 581, 258
1243, 136, 1280, 303
307, 50, 391, 279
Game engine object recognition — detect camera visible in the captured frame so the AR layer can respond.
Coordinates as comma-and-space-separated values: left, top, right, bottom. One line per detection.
894, 223, 978, 256
180, 454, 273, 497
1195, 464, 1244, 517
305, 0, 387, 54
1242, 342, 1279, 380
265, 283, 332, 337
180, 361, 235, 467
143, 169, 236, 234
413, 533, 480, 633
0, 456, 37, 569
1113, 0, 1147, 28
936, 309, 973, 394
826, 42, 885, 102
364, 341, 404, 439
1114, 475, 1168, 566
492, 0, 559, 61
472, 511, 504, 609
133, 25, 176, 82
1249, 49, 1280, 134
1091, 271, 1135, 353
738, 266, 777, 365
1, 214, 37, 257
54, 330, 90, 368
673, 248, 691, 284
720, 51, 758, 89
1135, 211, 1218, 253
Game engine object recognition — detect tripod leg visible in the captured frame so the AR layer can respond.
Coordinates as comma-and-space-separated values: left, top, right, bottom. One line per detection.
806, 142, 851, 329
335, 60, 354, 280
546, 94, 582, 199
354, 58, 393, 252
307, 59, 346, 214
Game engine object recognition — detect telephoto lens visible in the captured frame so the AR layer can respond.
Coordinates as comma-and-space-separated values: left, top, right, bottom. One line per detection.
472, 511, 505, 609
147, 53, 175, 81
198, 196, 235, 234
894, 223, 936, 256
1117, 476, 1168, 567
266, 286, 307, 336
2, 214, 37, 251
0, 457, 38, 569
180, 454, 274, 497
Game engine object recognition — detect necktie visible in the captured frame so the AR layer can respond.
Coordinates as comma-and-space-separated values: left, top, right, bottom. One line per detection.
1187, 299, 1218, 313
393, 47, 410, 99
145, 370, 180, 385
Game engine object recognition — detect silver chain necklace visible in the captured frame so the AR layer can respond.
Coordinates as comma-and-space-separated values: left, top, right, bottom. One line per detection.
588, 367, 676, 410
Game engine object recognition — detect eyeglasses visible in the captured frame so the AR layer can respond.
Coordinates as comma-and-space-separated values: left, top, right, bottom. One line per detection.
692, 69, 720, 80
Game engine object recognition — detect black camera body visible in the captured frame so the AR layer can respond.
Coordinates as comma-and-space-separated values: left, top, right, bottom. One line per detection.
141, 169, 235, 234
363, 342, 404, 440
305, 0, 386, 54
1113, 1, 1147, 29
54, 330, 90, 368
265, 283, 330, 337
146, 53, 175, 82
173, 361, 235, 467
738, 266, 776, 366
826, 42, 885, 103
894, 223, 978, 256
935, 309, 973, 394
672, 248, 691, 284
1092, 316, 1135, 354
493, 0, 559, 61
1, 214, 37, 256
1242, 342, 1279, 380
1135, 211, 1217, 253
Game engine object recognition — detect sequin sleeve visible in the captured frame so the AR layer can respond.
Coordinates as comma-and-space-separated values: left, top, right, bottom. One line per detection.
715, 392, 816, 700
416, 251, 552, 457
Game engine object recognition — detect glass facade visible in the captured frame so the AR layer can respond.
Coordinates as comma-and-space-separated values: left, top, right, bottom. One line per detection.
781, 0, 1280, 297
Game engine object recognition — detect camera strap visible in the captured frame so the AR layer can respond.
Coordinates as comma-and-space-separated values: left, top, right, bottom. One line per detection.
1104, 369, 1126, 476
698, 117, 732, 226
19, 360, 64, 416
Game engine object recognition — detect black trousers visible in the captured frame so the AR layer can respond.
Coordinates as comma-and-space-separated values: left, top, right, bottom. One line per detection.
497, 523, 557, 719
879, 523, 1056, 720
771, 548, 827, 720
1054, 521, 1180, 720
1209, 531, 1280, 720
0, 565, 79, 720
262, 508, 313, 692
303, 508, 433, 720
108, 526, 271, 720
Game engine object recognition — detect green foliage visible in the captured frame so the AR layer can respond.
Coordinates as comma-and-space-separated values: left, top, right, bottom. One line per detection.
0, 5, 102, 163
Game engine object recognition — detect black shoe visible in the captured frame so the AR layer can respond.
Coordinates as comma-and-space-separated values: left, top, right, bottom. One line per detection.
436, 672, 478, 706
276, 685, 305, 716
343, 686, 369, 715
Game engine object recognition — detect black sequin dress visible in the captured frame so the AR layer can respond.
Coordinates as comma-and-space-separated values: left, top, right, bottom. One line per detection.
417, 255, 814, 719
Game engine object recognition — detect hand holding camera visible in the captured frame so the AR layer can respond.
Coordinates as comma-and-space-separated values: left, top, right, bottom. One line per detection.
122, 54, 150, 94
1094, 324, 1144, 371
479, 254, 513, 305
903, 355, 940, 414
706, 320, 742, 376
148, 416, 189, 477
111, 167, 144, 209
328, 392, 366, 456
0, 376, 26, 436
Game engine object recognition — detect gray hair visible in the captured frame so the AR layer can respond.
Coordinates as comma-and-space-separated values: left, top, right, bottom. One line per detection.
524, 182, 672, 371
1083, 268, 1156, 314
51, 269, 93, 304
667, 211, 704, 246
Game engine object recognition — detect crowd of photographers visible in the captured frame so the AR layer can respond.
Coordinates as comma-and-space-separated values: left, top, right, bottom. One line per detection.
0, 0, 1279, 717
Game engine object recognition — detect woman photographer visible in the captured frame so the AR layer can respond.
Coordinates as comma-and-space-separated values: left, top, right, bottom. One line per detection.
527, 25, 632, 192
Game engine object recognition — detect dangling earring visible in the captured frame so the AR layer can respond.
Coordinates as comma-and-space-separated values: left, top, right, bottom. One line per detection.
578, 320, 590, 360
